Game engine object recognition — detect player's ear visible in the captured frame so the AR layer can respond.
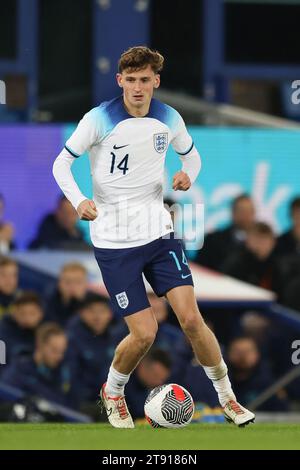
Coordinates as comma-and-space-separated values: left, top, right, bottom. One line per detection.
116, 73, 123, 88
154, 74, 160, 89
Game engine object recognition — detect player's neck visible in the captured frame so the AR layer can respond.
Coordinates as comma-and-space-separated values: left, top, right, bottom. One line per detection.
123, 96, 151, 118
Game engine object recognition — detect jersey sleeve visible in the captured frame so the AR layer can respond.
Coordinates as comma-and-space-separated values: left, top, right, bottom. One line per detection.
65, 109, 101, 158
170, 113, 194, 156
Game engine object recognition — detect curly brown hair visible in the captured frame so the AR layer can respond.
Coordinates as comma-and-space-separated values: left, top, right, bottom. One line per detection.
118, 46, 164, 74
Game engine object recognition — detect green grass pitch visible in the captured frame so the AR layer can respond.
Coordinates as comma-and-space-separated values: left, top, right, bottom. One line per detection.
0, 423, 300, 450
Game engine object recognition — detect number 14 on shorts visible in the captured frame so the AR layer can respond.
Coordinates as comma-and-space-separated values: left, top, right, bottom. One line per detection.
169, 249, 192, 279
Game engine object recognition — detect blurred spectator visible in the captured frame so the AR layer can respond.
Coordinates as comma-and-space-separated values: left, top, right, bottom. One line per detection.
125, 349, 172, 419
0, 291, 44, 370
227, 336, 289, 411
221, 222, 280, 291
171, 335, 219, 408
195, 194, 255, 271
66, 293, 115, 407
281, 277, 300, 313
0, 194, 16, 254
0, 257, 19, 318
1, 323, 72, 407
276, 196, 300, 256
238, 311, 293, 378
29, 195, 91, 251
149, 293, 183, 352
170, 321, 221, 408
45, 262, 88, 327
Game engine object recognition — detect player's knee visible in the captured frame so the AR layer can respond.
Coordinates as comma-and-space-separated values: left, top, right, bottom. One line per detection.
180, 311, 205, 336
133, 326, 158, 352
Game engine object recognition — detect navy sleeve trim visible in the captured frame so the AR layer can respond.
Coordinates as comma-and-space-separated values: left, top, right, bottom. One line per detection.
64, 145, 80, 158
177, 142, 194, 156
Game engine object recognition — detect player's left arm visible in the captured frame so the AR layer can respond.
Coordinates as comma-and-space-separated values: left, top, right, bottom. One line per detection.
171, 113, 201, 191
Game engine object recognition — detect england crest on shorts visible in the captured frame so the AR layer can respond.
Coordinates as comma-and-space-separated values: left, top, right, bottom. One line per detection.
153, 133, 168, 153
116, 291, 129, 309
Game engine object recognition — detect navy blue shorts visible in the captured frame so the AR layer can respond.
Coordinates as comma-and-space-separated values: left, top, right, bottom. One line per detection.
94, 234, 194, 317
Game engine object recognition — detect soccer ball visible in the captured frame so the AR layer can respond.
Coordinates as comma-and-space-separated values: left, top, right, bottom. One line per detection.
144, 383, 194, 428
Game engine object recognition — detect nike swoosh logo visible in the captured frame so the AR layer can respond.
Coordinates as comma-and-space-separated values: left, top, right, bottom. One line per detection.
181, 273, 192, 279
106, 407, 113, 417
113, 144, 129, 150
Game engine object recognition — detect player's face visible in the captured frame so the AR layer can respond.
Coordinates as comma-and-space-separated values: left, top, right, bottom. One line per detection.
117, 65, 160, 111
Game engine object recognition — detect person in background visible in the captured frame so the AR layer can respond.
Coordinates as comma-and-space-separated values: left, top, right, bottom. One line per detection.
148, 292, 183, 353
226, 336, 289, 411
0, 194, 16, 254
29, 195, 91, 251
125, 349, 172, 419
195, 194, 255, 271
274, 197, 300, 307
221, 222, 279, 292
0, 291, 44, 370
1, 323, 73, 407
45, 262, 88, 327
0, 256, 19, 318
171, 320, 221, 408
237, 311, 293, 378
66, 293, 115, 409
276, 196, 300, 256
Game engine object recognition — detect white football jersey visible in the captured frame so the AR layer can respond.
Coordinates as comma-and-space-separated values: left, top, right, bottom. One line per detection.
63, 96, 195, 248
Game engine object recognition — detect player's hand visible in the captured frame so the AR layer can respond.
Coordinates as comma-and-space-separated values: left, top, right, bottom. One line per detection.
77, 199, 98, 221
172, 171, 191, 191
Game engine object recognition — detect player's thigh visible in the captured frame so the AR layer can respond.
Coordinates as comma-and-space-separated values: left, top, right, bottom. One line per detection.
94, 246, 150, 317
143, 235, 193, 298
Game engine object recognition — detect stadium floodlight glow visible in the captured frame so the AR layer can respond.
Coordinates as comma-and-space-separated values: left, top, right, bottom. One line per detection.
0, 80, 6, 105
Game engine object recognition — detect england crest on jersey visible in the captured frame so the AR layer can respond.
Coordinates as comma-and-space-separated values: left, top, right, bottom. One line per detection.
154, 133, 168, 153
116, 291, 129, 309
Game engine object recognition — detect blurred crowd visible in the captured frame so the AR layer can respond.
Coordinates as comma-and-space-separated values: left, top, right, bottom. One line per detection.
0, 192, 300, 421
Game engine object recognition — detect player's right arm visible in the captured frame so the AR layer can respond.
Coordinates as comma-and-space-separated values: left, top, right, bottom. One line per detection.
52, 111, 99, 221
170, 111, 201, 191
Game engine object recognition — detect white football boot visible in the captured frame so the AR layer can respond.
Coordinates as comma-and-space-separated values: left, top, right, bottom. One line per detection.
223, 399, 255, 427
99, 383, 134, 429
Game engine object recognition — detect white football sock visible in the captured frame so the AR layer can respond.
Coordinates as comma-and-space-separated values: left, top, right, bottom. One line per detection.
202, 358, 236, 407
105, 365, 131, 397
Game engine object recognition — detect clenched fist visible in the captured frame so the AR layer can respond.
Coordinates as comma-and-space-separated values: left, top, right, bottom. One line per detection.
77, 199, 98, 221
172, 171, 191, 191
